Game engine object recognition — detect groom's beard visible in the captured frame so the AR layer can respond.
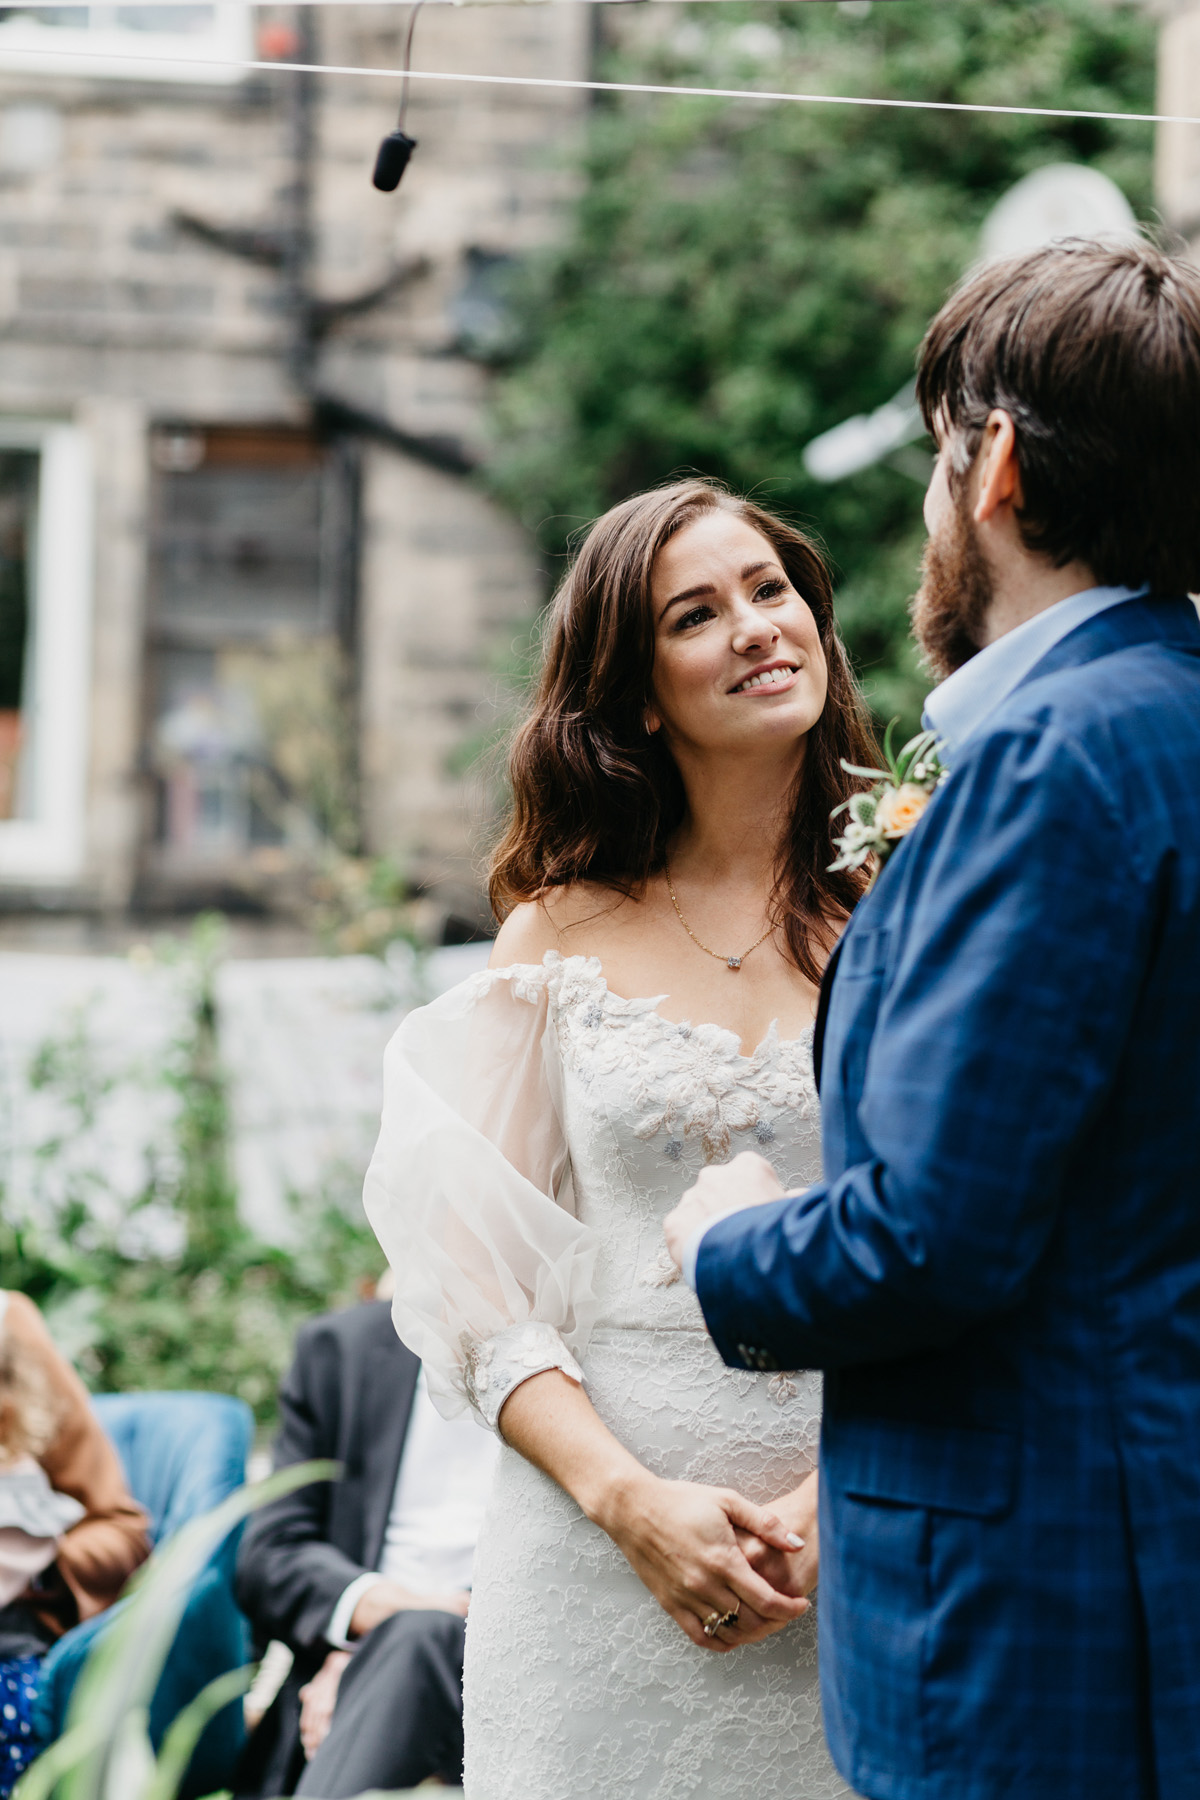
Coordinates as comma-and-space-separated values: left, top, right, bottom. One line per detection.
910, 499, 994, 682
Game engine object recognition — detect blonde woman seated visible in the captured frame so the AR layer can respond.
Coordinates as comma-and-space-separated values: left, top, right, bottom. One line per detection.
0, 1291, 150, 1794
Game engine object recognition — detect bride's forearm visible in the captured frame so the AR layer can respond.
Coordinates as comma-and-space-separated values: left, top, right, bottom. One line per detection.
497, 1367, 810, 1653
497, 1367, 651, 1531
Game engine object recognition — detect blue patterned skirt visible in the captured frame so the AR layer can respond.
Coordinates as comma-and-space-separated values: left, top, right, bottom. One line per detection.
0, 1657, 41, 1798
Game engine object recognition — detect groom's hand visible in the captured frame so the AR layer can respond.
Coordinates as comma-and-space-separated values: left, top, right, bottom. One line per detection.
737, 1471, 820, 1599
663, 1151, 786, 1271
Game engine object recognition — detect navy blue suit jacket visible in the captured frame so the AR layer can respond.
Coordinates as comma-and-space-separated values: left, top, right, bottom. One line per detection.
695, 596, 1200, 1800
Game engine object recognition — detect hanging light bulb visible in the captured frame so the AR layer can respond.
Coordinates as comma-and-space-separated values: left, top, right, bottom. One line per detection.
373, 1, 422, 193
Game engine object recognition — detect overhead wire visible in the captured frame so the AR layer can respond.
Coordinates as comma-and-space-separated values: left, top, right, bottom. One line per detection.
397, 0, 425, 131
0, 40, 1192, 129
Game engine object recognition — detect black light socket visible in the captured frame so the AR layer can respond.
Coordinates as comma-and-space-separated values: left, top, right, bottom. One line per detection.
373, 129, 417, 193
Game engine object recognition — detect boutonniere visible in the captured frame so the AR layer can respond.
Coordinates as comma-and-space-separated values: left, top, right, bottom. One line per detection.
829, 723, 948, 875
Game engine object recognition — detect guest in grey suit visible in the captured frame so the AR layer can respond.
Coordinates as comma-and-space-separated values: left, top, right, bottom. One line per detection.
233, 1293, 499, 1797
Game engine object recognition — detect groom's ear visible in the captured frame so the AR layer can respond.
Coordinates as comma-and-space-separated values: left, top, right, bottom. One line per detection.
972, 410, 1024, 525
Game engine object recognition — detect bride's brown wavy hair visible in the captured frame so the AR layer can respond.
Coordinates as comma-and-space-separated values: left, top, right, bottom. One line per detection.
488, 480, 878, 984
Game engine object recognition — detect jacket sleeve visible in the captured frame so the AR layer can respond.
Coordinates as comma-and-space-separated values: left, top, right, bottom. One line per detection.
696, 718, 1154, 1371
8, 1294, 151, 1619
235, 1323, 372, 1653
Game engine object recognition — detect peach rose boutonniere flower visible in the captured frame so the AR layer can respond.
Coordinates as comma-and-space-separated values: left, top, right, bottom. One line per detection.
829, 723, 947, 877
875, 782, 933, 837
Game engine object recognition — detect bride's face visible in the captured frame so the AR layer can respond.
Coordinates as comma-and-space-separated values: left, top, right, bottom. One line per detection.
646, 511, 828, 758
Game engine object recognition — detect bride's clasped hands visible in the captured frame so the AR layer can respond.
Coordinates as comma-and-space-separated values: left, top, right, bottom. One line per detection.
587, 1465, 812, 1653
500, 1365, 812, 1655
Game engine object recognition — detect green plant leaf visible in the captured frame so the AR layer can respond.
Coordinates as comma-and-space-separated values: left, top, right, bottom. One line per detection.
838, 761, 889, 782
60, 1462, 337, 1800
144, 1667, 257, 1800
13, 1723, 104, 1800
894, 728, 939, 785
100, 1710, 155, 1800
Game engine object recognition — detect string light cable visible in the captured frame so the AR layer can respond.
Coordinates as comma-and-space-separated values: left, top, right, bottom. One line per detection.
0, 36, 1193, 132
372, 0, 424, 190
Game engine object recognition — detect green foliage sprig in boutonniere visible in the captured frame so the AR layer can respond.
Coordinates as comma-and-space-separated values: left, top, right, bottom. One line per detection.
829, 722, 948, 876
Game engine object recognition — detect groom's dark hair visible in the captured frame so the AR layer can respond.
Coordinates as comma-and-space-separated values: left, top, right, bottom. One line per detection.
916, 238, 1200, 594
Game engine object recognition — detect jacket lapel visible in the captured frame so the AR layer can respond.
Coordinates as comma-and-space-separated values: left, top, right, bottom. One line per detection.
359, 1314, 419, 1570
814, 602, 1198, 1106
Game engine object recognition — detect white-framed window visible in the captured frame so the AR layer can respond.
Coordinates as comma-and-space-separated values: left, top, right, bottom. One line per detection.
0, 420, 93, 885
0, 5, 250, 86
144, 424, 355, 887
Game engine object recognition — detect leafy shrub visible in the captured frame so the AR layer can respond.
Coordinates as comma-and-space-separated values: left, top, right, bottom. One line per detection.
0, 919, 383, 1427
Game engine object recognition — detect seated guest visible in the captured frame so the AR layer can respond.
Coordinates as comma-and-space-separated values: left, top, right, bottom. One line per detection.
234, 1282, 499, 1798
0, 1290, 151, 1796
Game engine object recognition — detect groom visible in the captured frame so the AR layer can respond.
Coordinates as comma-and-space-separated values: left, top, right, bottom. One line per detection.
664, 239, 1200, 1800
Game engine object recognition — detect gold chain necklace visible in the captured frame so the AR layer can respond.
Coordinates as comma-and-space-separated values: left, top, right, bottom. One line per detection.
664, 867, 775, 972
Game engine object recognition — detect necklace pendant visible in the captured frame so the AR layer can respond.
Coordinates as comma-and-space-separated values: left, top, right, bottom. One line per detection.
726, 956, 742, 971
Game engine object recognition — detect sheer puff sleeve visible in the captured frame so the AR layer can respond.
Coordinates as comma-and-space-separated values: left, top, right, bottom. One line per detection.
363, 958, 598, 1431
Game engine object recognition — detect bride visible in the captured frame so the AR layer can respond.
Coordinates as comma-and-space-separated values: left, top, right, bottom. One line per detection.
364, 478, 876, 1798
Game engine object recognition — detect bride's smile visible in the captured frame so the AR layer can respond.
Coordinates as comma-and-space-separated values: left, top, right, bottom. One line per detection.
729, 659, 799, 694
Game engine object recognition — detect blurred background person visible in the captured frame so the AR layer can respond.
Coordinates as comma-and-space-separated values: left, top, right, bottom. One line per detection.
0, 1289, 150, 1796
234, 1276, 499, 1798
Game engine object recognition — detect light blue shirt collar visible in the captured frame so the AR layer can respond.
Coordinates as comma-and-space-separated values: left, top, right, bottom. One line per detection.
922, 585, 1146, 759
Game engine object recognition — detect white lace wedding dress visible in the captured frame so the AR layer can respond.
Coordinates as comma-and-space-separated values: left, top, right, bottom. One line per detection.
364, 951, 855, 1800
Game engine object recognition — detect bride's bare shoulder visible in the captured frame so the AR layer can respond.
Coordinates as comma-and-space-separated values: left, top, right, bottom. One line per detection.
488, 883, 635, 969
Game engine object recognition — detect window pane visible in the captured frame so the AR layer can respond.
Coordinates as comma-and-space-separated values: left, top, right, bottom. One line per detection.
145, 429, 356, 879
152, 464, 328, 638
112, 8, 216, 33
0, 6, 218, 33
0, 6, 249, 89
0, 448, 39, 823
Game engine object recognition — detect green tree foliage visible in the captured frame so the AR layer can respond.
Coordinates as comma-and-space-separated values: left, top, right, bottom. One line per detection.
487, 0, 1156, 727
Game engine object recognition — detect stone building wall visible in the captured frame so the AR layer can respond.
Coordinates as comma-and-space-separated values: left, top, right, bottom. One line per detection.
0, 3, 591, 929
1157, 0, 1200, 256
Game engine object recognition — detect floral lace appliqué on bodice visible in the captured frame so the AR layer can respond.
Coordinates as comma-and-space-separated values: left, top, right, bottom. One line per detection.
537, 953, 821, 1341
545, 953, 819, 1162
